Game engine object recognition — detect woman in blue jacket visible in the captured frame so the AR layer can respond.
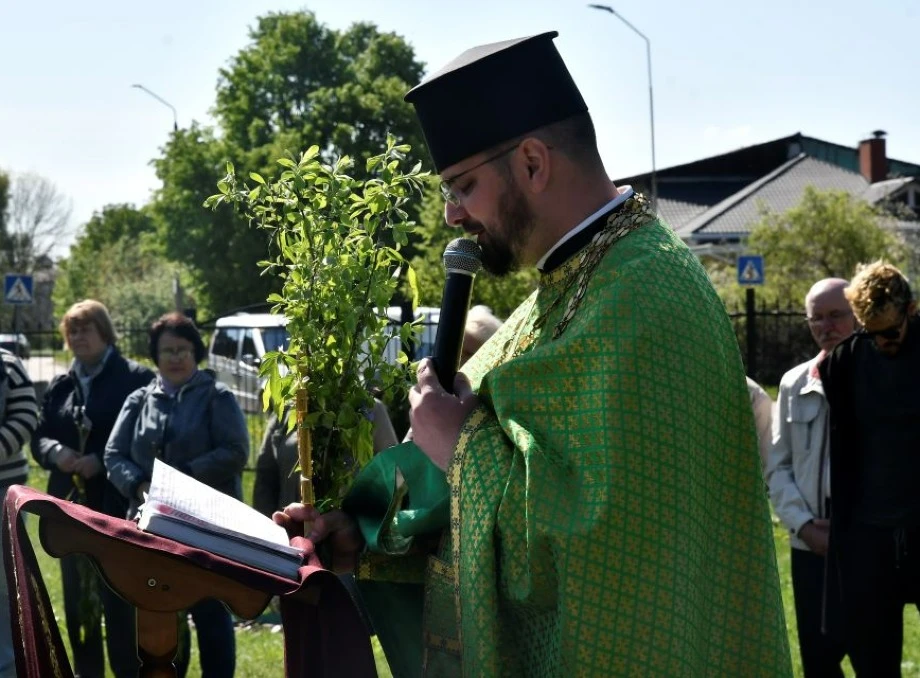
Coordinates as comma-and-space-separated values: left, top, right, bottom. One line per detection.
105, 312, 249, 678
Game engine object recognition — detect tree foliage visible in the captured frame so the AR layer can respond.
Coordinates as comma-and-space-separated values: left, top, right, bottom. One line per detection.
54, 204, 189, 329
707, 187, 908, 307
150, 126, 269, 318
151, 10, 427, 317
0, 172, 9, 231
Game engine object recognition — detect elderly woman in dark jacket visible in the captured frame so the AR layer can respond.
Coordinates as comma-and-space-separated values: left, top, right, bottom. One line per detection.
105, 312, 249, 678
33, 299, 154, 678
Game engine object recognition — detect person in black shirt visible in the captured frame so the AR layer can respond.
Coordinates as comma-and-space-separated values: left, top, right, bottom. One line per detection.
820, 261, 920, 676
33, 300, 154, 678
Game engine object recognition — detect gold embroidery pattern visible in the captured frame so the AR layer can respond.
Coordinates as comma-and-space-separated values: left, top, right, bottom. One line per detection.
551, 193, 653, 340
497, 194, 654, 362
440, 214, 791, 675
447, 407, 491, 642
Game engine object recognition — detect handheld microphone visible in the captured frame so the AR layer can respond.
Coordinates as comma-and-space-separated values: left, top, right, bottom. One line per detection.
431, 238, 483, 392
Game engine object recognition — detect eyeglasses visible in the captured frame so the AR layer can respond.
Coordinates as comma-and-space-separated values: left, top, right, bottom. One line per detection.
439, 144, 521, 206
160, 347, 193, 360
863, 315, 906, 341
805, 309, 852, 325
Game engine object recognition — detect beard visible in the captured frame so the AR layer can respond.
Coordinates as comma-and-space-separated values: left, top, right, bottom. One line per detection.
475, 179, 536, 277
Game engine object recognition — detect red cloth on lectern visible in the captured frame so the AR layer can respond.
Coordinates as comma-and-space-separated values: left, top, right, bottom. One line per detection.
1, 485, 376, 678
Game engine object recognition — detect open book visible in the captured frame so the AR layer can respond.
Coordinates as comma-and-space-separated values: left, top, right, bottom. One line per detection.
137, 459, 304, 580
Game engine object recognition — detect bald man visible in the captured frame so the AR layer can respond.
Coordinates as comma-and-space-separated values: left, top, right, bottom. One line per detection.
766, 278, 856, 676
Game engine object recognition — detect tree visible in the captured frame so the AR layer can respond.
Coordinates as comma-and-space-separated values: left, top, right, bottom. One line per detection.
707, 187, 908, 307
0, 172, 72, 272
54, 204, 189, 331
215, 15, 424, 158
151, 11, 427, 316
151, 126, 266, 318
410, 177, 539, 319
0, 172, 9, 231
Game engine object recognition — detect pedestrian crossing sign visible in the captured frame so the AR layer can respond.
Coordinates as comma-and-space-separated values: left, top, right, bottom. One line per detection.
737, 256, 764, 286
4, 274, 33, 305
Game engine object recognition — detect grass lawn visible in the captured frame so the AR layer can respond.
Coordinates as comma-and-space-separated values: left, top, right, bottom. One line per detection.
773, 517, 920, 677
19, 464, 920, 676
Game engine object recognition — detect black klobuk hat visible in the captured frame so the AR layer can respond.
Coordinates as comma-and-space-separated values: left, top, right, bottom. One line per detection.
405, 31, 588, 172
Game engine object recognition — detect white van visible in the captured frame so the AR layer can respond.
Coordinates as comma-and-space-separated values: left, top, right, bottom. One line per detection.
208, 313, 290, 413
208, 308, 440, 413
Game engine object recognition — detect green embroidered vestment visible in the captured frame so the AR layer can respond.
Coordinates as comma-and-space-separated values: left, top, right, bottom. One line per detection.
349, 197, 792, 677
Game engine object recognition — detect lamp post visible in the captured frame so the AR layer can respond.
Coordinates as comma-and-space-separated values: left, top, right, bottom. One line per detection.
588, 4, 657, 211
131, 84, 178, 132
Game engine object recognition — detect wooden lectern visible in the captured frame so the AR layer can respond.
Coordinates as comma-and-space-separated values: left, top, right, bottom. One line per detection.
2, 486, 376, 678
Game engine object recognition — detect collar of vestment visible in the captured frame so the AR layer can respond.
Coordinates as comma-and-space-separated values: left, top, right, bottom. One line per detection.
532, 192, 654, 342
537, 185, 634, 274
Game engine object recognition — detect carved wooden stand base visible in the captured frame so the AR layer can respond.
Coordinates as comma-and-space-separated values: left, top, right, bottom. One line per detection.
42, 515, 275, 677
5, 485, 376, 678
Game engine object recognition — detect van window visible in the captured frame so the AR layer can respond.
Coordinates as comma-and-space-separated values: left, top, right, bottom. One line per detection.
212, 327, 241, 359
262, 327, 290, 353
241, 330, 257, 359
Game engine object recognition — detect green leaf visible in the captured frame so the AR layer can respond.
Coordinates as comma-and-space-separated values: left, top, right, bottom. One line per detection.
406, 266, 419, 310
262, 381, 273, 411
249, 172, 266, 185
301, 146, 320, 164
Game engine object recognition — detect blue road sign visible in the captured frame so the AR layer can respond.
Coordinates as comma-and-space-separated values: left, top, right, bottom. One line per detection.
737, 256, 765, 286
4, 274, 33, 305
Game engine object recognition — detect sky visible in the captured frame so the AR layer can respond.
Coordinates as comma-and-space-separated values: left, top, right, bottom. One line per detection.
0, 0, 916, 257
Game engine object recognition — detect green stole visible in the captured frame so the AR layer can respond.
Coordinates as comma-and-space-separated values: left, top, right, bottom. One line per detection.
345, 195, 792, 677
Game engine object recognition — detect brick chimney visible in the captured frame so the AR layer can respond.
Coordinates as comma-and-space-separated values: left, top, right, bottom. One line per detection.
859, 130, 888, 183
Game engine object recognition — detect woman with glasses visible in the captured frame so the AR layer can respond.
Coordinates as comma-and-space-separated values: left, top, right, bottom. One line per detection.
33, 299, 155, 678
105, 311, 249, 678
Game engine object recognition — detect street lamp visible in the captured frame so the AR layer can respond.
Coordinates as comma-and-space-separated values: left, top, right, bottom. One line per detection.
131, 84, 178, 132
588, 4, 657, 211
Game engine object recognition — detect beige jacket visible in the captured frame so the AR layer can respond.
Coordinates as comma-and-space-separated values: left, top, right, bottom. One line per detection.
747, 377, 774, 475
765, 358, 830, 551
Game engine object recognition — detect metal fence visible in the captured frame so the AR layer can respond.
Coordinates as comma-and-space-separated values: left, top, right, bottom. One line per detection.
727, 302, 813, 386
14, 307, 810, 466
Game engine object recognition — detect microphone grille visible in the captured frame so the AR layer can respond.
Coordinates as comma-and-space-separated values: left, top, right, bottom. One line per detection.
442, 238, 482, 275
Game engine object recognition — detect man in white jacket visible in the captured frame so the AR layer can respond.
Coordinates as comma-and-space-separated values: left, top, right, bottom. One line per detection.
767, 278, 855, 676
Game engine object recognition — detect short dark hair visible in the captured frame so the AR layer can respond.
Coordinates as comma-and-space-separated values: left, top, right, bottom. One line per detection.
495, 112, 603, 175
148, 312, 206, 364
535, 112, 601, 166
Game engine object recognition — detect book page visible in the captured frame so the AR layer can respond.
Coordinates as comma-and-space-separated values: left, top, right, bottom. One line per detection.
145, 459, 297, 553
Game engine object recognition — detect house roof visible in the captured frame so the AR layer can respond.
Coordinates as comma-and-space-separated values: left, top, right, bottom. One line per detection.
656, 198, 708, 229
676, 154, 874, 239
862, 176, 917, 204
620, 132, 920, 188
619, 132, 920, 237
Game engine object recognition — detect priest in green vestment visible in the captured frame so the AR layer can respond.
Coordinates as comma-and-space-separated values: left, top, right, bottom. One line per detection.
276, 31, 792, 677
